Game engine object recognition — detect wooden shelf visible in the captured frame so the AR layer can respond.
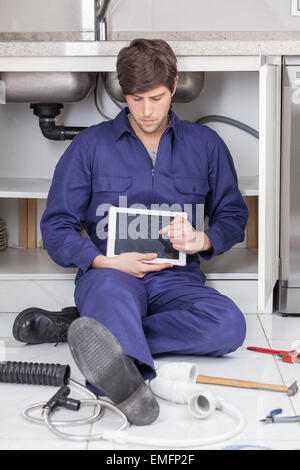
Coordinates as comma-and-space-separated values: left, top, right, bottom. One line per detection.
0, 178, 51, 199
0, 247, 77, 279
238, 176, 258, 196
200, 247, 258, 279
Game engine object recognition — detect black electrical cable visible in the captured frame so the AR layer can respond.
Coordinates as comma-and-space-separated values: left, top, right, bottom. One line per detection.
196, 115, 259, 139
93, 72, 114, 121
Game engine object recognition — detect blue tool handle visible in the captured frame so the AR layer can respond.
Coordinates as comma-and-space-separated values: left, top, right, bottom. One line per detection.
269, 408, 283, 421
265, 408, 300, 423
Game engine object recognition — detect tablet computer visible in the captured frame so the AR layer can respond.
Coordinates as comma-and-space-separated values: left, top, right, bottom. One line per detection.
106, 206, 187, 266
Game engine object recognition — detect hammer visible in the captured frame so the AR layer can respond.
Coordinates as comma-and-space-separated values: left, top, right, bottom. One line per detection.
196, 374, 298, 397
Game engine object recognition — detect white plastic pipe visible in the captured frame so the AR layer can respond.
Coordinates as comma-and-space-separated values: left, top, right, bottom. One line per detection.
149, 375, 218, 419
155, 361, 198, 382
149, 362, 221, 419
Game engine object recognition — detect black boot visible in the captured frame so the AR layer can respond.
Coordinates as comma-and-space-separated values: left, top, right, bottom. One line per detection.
12, 307, 80, 344
68, 317, 160, 426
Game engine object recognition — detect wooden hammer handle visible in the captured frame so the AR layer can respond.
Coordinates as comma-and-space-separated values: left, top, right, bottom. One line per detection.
196, 374, 288, 393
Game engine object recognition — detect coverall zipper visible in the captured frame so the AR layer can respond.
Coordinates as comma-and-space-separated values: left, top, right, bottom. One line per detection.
135, 128, 169, 205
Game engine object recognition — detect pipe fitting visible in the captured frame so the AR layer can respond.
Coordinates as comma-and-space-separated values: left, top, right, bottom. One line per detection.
150, 364, 220, 420
187, 390, 218, 419
30, 103, 86, 141
155, 361, 198, 383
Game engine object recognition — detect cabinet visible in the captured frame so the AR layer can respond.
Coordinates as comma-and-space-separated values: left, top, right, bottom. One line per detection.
0, 49, 281, 314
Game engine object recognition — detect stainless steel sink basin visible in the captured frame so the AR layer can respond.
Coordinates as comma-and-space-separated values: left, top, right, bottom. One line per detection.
0, 71, 96, 103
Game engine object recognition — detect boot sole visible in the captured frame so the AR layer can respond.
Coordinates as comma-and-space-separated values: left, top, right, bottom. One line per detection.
12, 307, 79, 343
13, 307, 45, 343
67, 317, 159, 426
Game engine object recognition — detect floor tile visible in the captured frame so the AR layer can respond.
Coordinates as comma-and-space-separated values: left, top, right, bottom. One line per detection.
259, 312, 300, 341
220, 440, 300, 450
244, 314, 267, 340
0, 439, 88, 450
0, 313, 16, 338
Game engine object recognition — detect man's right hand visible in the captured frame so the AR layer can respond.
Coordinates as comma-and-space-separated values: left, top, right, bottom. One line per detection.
91, 252, 173, 278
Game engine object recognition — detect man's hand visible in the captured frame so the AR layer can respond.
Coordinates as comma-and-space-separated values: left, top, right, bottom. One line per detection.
159, 215, 212, 255
91, 252, 173, 278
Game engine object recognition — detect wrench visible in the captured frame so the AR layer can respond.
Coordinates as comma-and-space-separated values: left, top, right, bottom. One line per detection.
247, 346, 300, 363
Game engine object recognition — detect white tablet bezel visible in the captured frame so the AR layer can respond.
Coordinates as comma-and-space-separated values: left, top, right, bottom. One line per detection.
106, 206, 187, 266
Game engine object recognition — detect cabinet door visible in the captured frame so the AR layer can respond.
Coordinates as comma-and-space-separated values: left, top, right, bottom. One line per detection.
258, 63, 281, 313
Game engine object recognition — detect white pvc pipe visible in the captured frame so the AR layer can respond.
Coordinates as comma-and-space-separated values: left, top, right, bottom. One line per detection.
188, 390, 218, 420
155, 361, 198, 382
149, 375, 218, 419
152, 361, 218, 418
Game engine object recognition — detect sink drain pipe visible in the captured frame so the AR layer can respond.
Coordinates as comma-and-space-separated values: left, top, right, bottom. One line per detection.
30, 103, 86, 141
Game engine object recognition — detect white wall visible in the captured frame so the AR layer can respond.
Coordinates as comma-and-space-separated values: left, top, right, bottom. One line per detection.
1, 0, 299, 36
0, 0, 94, 33
109, 0, 300, 33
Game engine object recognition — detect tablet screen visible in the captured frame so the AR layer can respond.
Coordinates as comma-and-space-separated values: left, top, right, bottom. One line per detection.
114, 213, 180, 260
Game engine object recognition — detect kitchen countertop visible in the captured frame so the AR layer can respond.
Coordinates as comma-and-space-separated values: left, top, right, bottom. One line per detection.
0, 31, 300, 56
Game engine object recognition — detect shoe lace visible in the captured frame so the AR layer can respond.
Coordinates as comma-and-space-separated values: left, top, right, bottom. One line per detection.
53, 318, 71, 346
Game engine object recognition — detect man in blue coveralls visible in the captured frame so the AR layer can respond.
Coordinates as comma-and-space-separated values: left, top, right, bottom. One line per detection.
37, 39, 248, 424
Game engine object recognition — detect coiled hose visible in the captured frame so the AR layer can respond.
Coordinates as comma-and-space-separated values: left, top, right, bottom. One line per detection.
0, 361, 70, 386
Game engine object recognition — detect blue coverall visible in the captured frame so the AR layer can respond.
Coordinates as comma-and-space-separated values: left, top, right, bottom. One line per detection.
40, 107, 249, 381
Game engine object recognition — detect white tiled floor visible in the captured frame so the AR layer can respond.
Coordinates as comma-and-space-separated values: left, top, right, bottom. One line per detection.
1, 311, 300, 450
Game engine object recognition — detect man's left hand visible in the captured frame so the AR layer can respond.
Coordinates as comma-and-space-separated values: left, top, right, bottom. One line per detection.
159, 215, 212, 255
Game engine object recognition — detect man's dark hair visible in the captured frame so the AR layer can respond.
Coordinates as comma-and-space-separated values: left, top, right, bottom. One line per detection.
116, 38, 177, 96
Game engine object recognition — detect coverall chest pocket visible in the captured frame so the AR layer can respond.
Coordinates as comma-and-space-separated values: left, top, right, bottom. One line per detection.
174, 176, 209, 205
92, 175, 132, 204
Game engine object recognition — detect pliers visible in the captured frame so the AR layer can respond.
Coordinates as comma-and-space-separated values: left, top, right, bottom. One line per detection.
260, 408, 300, 423
247, 346, 300, 363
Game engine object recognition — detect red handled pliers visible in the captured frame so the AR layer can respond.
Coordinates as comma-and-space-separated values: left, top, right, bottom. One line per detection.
247, 346, 300, 363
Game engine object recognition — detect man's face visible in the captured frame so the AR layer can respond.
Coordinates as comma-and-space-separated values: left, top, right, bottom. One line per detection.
125, 80, 177, 136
